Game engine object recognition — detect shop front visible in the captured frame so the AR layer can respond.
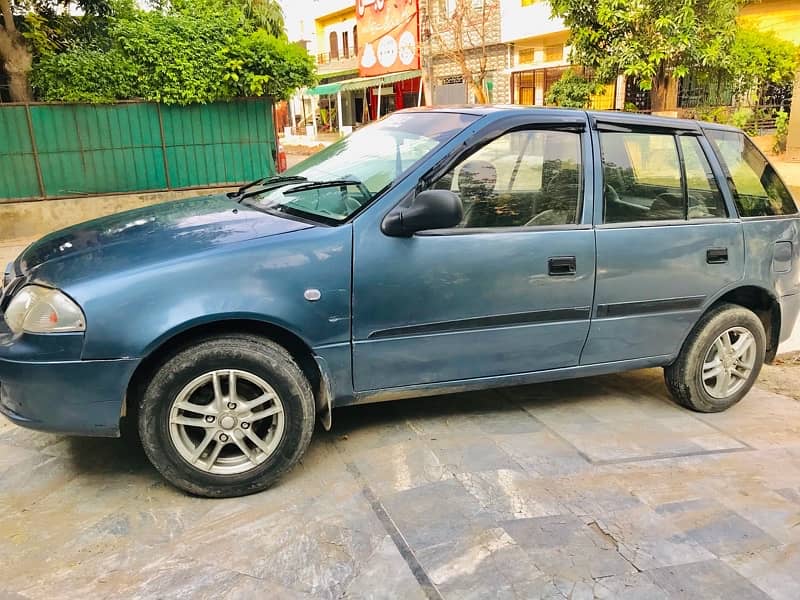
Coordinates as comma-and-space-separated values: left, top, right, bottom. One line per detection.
304, 69, 423, 135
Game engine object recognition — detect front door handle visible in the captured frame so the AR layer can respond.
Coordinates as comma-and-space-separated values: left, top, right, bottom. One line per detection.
549, 256, 576, 276
707, 248, 728, 264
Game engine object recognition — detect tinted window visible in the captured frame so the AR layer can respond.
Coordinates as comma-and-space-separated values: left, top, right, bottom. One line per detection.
706, 130, 797, 217
679, 136, 727, 219
601, 131, 683, 222
432, 129, 582, 228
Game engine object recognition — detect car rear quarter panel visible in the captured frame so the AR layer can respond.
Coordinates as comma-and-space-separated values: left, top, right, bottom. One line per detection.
741, 217, 800, 341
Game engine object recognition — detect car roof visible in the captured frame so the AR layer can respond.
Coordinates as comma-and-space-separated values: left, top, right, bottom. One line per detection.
398, 105, 742, 134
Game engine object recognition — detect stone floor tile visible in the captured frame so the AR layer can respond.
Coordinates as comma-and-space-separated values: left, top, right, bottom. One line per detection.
648, 558, 772, 599
0, 443, 41, 473
14, 543, 298, 600
591, 572, 670, 600
340, 536, 427, 600
723, 543, 800, 600
455, 469, 564, 521
655, 498, 778, 556
583, 505, 716, 571
429, 437, 522, 474
415, 527, 546, 599
501, 514, 637, 581
381, 479, 493, 551
492, 430, 592, 477
346, 440, 454, 496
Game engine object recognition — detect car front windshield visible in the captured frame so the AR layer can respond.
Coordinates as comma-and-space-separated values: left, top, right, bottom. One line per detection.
244, 111, 479, 224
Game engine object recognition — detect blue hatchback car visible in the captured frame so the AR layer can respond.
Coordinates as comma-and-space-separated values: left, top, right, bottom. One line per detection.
2, 107, 798, 497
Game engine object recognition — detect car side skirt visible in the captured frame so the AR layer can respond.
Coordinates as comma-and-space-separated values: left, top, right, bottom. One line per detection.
343, 354, 674, 407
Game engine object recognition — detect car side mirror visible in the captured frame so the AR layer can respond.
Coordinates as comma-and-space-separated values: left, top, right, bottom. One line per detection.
382, 190, 463, 237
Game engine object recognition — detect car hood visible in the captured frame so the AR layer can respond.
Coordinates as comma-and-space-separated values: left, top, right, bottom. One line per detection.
17, 194, 314, 282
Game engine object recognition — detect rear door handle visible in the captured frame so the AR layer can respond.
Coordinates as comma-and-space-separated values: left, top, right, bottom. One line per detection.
549, 256, 576, 276
707, 248, 728, 264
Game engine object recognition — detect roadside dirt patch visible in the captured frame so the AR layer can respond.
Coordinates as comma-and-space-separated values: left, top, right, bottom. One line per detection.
759, 351, 800, 400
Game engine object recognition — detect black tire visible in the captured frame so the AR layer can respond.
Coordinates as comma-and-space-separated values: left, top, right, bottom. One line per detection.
665, 303, 766, 413
138, 335, 315, 498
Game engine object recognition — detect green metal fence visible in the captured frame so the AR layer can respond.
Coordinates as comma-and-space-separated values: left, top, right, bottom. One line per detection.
0, 98, 277, 202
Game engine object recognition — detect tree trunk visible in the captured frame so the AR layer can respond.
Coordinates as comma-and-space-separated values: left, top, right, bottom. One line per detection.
1, 0, 33, 102
649, 67, 678, 114
471, 80, 487, 104
785, 69, 800, 161
4, 42, 33, 102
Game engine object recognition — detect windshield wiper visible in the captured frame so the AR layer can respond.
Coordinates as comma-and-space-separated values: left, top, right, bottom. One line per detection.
228, 175, 308, 198
286, 179, 363, 192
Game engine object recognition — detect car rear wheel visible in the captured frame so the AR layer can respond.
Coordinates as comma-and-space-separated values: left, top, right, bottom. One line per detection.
664, 303, 766, 413
138, 335, 315, 497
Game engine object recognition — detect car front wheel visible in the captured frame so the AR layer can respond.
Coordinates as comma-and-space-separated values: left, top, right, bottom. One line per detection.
665, 303, 766, 413
138, 335, 315, 497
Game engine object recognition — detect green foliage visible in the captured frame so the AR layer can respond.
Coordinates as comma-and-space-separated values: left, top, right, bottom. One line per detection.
31, 46, 137, 102
239, 0, 285, 38
691, 105, 731, 124
30, 0, 315, 104
774, 109, 789, 155
545, 70, 602, 108
550, 0, 742, 92
730, 106, 753, 131
220, 30, 316, 100
725, 27, 799, 98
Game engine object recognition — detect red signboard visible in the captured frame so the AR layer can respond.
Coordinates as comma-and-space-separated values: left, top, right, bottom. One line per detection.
357, 0, 420, 77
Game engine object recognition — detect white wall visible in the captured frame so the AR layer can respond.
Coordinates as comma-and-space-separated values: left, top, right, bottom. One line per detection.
500, 0, 566, 43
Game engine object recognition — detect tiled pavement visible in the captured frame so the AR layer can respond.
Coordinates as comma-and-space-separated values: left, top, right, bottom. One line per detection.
2, 369, 800, 599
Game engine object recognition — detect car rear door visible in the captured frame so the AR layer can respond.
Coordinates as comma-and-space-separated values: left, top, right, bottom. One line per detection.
351, 115, 597, 391
581, 118, 745, 365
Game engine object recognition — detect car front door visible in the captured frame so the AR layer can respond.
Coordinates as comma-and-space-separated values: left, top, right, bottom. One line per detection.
581, 119, 745, 365
351, 119, 596, 392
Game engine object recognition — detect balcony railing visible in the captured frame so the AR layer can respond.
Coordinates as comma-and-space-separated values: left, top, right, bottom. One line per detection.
317, 48, 357, 65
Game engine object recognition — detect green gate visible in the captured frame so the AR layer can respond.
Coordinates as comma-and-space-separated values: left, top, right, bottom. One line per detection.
0, 98, 276, 202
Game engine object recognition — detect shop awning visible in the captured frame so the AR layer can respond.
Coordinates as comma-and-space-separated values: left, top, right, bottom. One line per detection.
305, 82, 343, 96
306, 70, 423, 96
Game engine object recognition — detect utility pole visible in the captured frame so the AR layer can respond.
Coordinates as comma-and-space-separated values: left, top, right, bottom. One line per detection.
420, 0, 435, 106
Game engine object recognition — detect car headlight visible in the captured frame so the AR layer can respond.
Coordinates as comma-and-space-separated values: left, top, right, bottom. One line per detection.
5, 285, 86, 334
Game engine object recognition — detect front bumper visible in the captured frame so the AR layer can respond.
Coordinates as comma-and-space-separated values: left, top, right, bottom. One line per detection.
0, 324, 138, 437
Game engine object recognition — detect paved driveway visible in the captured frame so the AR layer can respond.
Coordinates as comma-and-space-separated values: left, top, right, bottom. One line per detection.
2, 369, 800, 599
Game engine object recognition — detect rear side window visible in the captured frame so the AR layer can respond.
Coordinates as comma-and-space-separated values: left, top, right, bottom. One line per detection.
679, 136, 727, 219
705, 130, 797, 217
601, 131, 684, 222
601, 131, 728, 223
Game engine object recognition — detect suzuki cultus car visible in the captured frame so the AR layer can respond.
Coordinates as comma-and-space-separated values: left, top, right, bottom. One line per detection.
2, 107, 798, 497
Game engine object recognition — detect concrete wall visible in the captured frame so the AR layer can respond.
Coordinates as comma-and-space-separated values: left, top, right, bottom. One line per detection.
500, 0, 566, 44
0, 188, 234, 242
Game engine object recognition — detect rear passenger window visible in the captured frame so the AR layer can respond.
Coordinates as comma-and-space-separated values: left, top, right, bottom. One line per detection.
706, 130, 797, 217
679, 136, 727, 219
601, 131, 684, 222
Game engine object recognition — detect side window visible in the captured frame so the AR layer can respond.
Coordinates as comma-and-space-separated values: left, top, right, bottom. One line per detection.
600, 131, 683, 223
705, 130, 797, 217
679, 136, 727, 219
431, 129, 582, 228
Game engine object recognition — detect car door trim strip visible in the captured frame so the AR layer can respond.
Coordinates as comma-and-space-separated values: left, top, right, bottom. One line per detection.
596, 295, 706, 318
366, 307, 592, 340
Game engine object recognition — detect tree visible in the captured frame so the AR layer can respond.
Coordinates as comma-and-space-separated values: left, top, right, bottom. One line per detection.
31, 1, 314, 104
550, 0, 742, 112
546, 70, 603, 108
240, 0, 285, 38
1, 0, 116, 102
1, 0, 32, 101
426, 0, 499, 104
725, 27, 798, 102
